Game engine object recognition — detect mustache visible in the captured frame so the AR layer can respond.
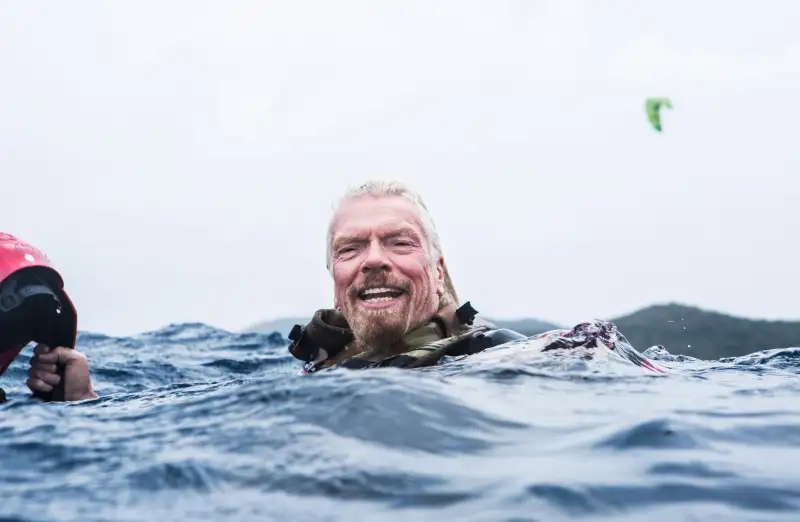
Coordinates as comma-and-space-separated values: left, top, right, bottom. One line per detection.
347, 273, 410, 299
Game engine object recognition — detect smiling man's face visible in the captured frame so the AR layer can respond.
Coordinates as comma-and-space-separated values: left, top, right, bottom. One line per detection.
329, 195, 445, 350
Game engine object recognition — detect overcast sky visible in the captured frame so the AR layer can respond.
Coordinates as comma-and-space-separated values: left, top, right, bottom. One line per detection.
1, 1, 798, 336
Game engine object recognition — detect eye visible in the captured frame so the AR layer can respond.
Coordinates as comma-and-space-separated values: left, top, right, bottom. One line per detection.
336, 245, 360, 257
392, 239, 415, 249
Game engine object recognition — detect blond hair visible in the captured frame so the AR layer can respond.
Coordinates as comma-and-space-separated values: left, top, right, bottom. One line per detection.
326, 180, 458, 307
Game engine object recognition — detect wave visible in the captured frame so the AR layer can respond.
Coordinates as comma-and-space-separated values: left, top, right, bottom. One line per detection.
1, 322, 799, 521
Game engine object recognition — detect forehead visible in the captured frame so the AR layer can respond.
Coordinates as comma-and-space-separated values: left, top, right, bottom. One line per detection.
331, 195, 425, 239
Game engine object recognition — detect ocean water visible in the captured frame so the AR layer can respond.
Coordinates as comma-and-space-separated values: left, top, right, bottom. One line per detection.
1, 323, 799, 522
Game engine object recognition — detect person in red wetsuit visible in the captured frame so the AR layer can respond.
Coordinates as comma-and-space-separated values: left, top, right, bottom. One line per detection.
0, 232, 97, 402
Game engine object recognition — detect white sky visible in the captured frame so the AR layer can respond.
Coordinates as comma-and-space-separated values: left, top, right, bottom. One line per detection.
1, 1, 798, 336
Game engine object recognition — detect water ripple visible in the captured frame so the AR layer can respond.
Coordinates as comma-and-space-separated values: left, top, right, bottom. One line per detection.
1, 323, 799, 521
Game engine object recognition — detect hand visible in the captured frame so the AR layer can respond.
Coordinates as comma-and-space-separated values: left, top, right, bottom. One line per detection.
27, 344, 98, 402
288, 308, 354, 362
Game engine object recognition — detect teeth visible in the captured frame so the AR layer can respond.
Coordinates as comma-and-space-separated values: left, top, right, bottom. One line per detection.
362, 287, 397, 296
360, 287, 403, 301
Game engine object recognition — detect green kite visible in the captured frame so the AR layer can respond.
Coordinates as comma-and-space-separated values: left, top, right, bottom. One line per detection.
645, 97, 672, 132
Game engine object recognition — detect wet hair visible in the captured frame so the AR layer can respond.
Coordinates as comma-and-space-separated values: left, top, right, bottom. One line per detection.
326, 180, 459, 307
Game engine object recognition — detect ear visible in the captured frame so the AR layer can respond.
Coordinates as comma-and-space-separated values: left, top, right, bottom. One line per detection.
435, 256, 445, 297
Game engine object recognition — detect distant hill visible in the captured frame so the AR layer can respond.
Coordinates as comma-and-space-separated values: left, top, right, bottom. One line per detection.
242, 303, 800, 360
610, 303, 800, 360
243, 317, 309, 337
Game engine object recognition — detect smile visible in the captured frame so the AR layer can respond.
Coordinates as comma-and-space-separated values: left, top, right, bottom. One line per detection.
358, 286, 406, 303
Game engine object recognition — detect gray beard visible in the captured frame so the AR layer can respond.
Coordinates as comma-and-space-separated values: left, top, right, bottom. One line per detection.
350, 309, 410, 355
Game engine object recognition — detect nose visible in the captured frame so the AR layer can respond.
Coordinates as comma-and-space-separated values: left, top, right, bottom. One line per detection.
361, 239, 390, 272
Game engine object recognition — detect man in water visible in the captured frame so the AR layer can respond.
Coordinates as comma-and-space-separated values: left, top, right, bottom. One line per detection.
286, 180, 522, 372
287, 180, 666, 373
